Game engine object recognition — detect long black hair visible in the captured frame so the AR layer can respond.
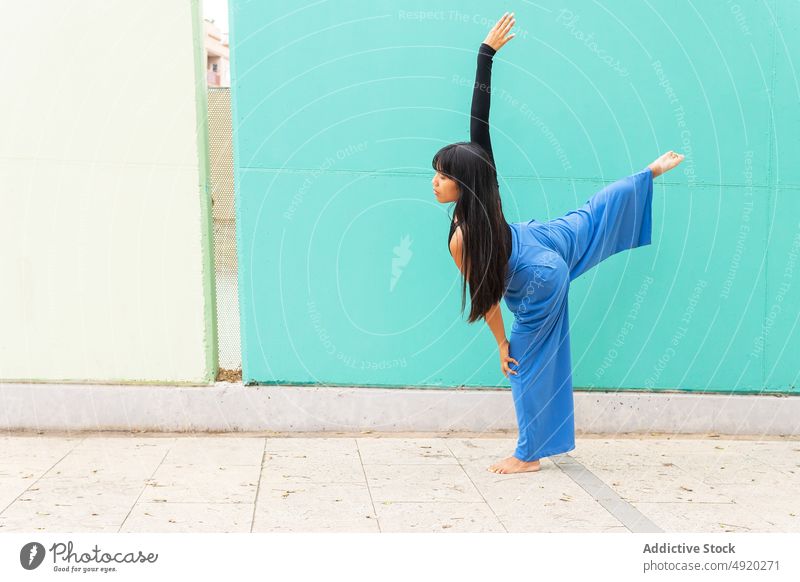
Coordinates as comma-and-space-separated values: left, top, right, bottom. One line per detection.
433, 141, 512, 323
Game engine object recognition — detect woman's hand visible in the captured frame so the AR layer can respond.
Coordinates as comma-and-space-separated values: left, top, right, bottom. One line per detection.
483, 12, 516, 52
499, 338, 519, 378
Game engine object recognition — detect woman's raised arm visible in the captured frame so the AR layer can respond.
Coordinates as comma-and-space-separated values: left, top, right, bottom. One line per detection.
470, 13, 515, 167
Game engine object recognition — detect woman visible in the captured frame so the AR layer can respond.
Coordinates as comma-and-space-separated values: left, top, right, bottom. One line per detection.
431, 12, 684, 474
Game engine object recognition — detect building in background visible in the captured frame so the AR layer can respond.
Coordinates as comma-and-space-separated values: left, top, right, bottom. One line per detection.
1, 1, 217, 385
205, 18, 229, 86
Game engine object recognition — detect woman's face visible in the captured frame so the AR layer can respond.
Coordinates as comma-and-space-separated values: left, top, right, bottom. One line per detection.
432, 168, 460, 204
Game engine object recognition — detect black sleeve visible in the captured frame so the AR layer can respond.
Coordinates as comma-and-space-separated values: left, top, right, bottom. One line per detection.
470, 42, 497, 166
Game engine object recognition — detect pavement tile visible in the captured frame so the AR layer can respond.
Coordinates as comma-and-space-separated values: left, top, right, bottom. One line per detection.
698, 483, 800, 532
141, 464, 260, 504
0, 476, 40, 513
264, 437, 357, 453
0, 436, 82, 478
364, 464, 482, 503
121, 502, 253, 533
459, 458, 625, 531
262, 448, 364, 484
586, 463, 734, 503
253, 481, 377, 532
164, 437, 264, 466
446, 438, 520, 464
70, 436, 175, 450
744, 442, 800, 475
43, 441, 169, 481
631, 501, 777, 533
374, 501, 505, 533
357, 438, 459, 465
569, 438, 680, 467
673, 455, 789, 486
0, 476, 142, 532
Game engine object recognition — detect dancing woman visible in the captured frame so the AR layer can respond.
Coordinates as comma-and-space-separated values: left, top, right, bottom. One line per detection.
431, 12, 684, 474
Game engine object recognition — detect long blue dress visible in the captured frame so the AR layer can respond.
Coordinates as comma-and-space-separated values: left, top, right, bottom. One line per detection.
504, 167, 654, 461
455, 43, 655, 461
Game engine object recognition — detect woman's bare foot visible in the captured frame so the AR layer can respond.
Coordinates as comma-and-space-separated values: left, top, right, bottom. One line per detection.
487, 456, 541, 474
648, 150, 685, 178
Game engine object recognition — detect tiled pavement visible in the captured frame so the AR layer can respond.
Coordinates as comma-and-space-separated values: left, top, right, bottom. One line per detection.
0, 433, 797, 533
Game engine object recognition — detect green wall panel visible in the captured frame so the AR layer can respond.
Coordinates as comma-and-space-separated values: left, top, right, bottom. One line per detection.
772, 0, 800, 186
231, 0, 797, 393
764, 188, 800, 391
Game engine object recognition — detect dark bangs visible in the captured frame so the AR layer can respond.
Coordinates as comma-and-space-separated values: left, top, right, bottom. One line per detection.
432, 142, 465, 179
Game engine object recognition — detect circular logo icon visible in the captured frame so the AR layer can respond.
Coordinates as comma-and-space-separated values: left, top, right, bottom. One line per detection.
20, 542, 46, 570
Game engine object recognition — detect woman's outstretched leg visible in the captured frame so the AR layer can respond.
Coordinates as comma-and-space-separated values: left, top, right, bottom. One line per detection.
533, 151, 684, 281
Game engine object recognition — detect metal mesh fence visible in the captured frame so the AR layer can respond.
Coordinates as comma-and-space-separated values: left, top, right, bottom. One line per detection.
207, 87, 241, 379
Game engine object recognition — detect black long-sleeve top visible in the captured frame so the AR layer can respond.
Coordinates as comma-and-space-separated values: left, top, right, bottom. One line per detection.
449, 42, 499, 247
469, 42, 497, 167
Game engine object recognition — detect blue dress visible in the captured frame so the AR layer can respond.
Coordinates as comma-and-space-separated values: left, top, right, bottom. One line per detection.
504, 167, 655, 461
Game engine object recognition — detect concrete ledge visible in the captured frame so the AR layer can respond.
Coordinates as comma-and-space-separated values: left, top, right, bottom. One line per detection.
0, 382, 798, 435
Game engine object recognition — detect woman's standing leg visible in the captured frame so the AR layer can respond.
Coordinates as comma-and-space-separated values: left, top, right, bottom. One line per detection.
488, 328, 543, 473
508, 313, 576, 462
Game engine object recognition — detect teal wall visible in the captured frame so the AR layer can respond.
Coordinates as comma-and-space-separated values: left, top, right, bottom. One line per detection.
230, 0, 799, 393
